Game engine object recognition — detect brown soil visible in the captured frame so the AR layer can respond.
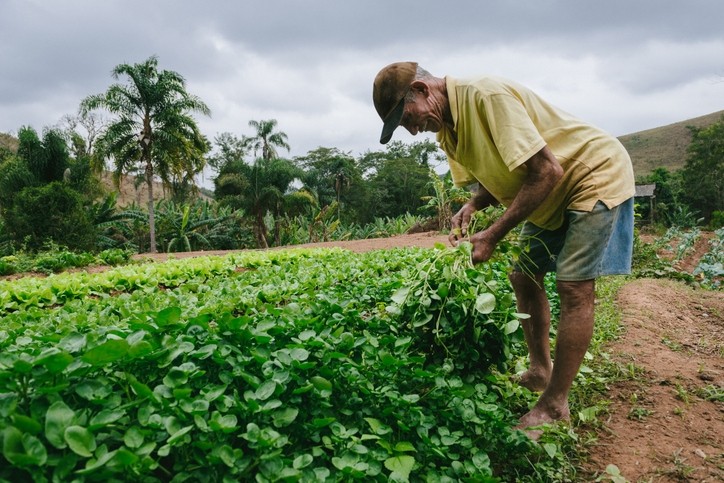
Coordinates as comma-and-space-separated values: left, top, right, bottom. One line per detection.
131, 231, 453, 262
580, 233, 724, 482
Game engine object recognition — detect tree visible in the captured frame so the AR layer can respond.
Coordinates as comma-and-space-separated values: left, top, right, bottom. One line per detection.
81, 55, 210, 253
247, 119, 290, 161
295, 147, 364, 223
0, 126, 101, 251
207, 132, 251, 172
4, 181, 95, 251
359, 140, 442, 220
681, 117, 724, 222
215, 157, 304, 248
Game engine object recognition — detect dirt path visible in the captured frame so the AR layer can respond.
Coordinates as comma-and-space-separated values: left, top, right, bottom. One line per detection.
110, 232, 724, 480
583, 278, 723, 482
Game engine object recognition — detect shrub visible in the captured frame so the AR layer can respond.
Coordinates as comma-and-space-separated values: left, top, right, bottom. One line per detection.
3, 181, 96, 252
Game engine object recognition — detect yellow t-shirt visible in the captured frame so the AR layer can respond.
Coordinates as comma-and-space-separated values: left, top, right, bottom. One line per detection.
437, 76, 635, 230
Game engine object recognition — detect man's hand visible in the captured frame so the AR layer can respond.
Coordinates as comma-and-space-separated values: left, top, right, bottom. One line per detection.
448, 203, 477, 246
469, 229, 499, 264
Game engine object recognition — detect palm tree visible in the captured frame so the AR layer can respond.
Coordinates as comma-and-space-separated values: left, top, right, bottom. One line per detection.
247, 119, 290, 161
215, 157, 303, 248
80, 55, 210, 253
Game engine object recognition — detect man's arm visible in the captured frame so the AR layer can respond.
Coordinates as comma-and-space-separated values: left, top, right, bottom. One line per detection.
470, 145, 563, 263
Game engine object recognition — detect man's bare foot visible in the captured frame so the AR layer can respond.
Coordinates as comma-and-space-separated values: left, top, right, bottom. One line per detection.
515, 401, 570, 440
515, 368, 551, 392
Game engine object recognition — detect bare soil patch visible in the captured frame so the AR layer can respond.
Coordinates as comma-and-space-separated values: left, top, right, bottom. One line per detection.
131, 231, 452, 262
582, 278, 723, 482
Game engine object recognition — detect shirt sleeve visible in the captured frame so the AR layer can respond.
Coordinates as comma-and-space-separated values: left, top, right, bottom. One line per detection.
484, 93, 546, 171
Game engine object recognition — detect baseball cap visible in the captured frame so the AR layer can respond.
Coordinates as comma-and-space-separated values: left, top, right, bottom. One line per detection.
373, 62, 417, 144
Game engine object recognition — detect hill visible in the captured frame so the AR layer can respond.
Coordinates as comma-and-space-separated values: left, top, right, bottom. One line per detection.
618, 110, 724, 179
100, 171, 213, 207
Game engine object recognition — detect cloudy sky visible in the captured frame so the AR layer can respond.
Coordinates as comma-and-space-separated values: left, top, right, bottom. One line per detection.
2, 0, 724, 174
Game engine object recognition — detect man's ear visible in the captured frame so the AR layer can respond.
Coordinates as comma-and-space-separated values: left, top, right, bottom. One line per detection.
410, 80, 429, 96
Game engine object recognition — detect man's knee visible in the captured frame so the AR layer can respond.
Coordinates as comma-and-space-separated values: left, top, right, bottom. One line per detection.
509, 271, 545, 294
556, 279, 595, 310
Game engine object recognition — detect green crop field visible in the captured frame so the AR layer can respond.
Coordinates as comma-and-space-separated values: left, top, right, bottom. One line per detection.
0, 243, 568, 482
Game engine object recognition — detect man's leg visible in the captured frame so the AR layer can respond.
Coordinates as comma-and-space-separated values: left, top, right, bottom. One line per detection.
517, 279, 595, 429
509, 271, 552, 392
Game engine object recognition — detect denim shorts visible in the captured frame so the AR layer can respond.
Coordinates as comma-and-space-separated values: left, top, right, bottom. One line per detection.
513, 198, 634, 281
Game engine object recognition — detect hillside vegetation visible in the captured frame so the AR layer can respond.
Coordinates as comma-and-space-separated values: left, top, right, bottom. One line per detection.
618, 109, 724, 178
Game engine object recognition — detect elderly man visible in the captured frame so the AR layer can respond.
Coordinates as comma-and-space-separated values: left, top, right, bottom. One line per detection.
372, 62, 634, 436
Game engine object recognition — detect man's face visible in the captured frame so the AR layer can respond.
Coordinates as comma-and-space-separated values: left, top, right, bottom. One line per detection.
399, 88, 444, 136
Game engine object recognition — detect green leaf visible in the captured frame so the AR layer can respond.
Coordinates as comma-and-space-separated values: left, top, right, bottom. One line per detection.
156, 306, 182, 326
163, 366, 190, 388
0, 393, 18, 418
215, 444, 237, 467
385, 305, 402, 315
167, 425, 193, 445
474, 292, 496, 314
89, 408, 126, 428
45, 401, 76, 449
34, 348, 73, 374
123, 427, 145, 449
503, 319, 520, 335
75, 448, 118, 474
122, 374, 153, 401
58, 332, 87, 352
390, 286, 410, 305
293, 453, 313, 470
311, 417, 335, 428
210, 411, 238, 433
290, 347, 310, 361
12, 415, 41, 435
256, 380, 277, 400
542, 442, 558, 458
364, 417, 391, 435
393, 441, 416, 452
2, 426, 48, 467
471, 451, 491, 471
64, 426, 96, 457
384, 455, 415, 479
81, 339, 129, 365
128, 340, 153, 358
75, 379, 112, 401
272, 407, 299, 427
310, 376, 332, 392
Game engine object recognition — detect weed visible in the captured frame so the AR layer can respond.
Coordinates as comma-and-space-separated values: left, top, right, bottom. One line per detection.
695, 384, 724, 402
594, 463, 627, 483
661, 337, 682, 351
627, 406, 653, 421
674, 383, 691, 404
656, 448, 696, 480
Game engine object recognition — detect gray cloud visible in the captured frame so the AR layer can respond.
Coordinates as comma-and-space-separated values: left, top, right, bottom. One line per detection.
2, 0, 724, 164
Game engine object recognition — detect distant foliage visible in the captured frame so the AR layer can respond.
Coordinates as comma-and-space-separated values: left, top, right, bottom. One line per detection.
682, 116, 724, 222
4, 182, 96, 252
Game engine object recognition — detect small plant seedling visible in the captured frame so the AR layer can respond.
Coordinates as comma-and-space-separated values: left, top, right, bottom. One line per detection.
627, 406, 653, 421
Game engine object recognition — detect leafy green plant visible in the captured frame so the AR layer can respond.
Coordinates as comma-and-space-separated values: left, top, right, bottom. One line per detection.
627, 406, 653, 421
595, 463, 627, 483
694, 227, 724, 288
386, 241, 525, 374
0, 246, 553, 481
